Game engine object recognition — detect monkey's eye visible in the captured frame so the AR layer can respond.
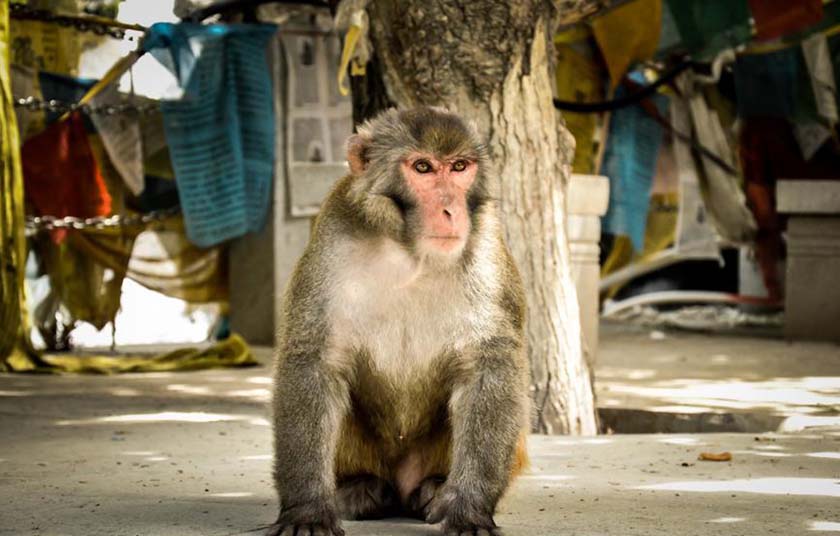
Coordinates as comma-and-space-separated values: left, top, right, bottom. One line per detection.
413, 160, 432, 174
451, 160, 468, 172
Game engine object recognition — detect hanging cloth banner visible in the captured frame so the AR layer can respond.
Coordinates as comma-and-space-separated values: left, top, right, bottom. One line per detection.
748, 0, 823, 42
555, 32, 604, 174
1, 0, 38, 368
592, 0, 662, 88
665, 0, 751, 59
21, 112, 113, 244
801, 33, 839, 125
734, 47, 815, 121
601, 87, 668, 251
87, 84, 145, 195
142, 23, 277, 248
680, 75, 757, 244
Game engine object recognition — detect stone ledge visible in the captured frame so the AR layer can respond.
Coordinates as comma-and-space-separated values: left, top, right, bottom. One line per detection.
777, 179, 840, 214
568, 173, 610, 216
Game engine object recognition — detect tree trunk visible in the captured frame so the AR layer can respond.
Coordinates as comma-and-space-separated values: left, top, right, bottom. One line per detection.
359, 1, 598, 435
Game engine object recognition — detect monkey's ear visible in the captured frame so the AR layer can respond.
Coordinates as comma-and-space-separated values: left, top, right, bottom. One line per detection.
346, 134, 369, 177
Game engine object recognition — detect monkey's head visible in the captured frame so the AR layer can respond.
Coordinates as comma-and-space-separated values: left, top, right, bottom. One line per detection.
346, 107, 491, 261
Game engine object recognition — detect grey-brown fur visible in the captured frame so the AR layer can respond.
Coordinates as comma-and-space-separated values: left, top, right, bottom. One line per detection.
269, 107, 529, 536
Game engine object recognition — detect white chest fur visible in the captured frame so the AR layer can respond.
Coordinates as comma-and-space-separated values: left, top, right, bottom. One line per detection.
325, 239, 497, 378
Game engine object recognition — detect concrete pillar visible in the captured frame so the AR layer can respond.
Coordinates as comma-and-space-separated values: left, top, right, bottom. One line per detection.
567, 174, 610, 360
777, 180, 840, 342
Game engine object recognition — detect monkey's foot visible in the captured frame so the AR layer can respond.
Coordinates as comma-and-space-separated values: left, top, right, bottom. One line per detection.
267, 501, 344, 536
337, 474, 399, 520
406, 474, 447, 519
425, 485, 501, 536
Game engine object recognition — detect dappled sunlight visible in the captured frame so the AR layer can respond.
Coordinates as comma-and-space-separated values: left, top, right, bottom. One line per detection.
246, 376, 273, 385
603, 376, 840, 416
133, 372, 175, 379
779, 416, 840, 432
597, 367, 658, 380
240, 454, 271, 461
544, 437, 614, 449
206, 376, 237, 383
210, 492, 254, 498
810, 521, 840, 531
57, 412, 260, 425
122, 451, 157, 456
580, 438, 613, 445
145, 456, 169, 462
637, 478, 840, 497
109, 388, 141, 397
226, 388, 271, 400
658, 437, 703, 445
807, 452, 840, 460
167, 384, 212, 395
0, 390, 32, 396
708, 517, 746, 523
519, 475, 576, 481
730, 450, 792, 458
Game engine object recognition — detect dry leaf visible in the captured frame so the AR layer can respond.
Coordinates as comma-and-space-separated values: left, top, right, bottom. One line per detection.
698, 451, 732, 462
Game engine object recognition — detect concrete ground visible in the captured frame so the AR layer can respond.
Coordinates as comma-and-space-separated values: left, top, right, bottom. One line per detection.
596, 321, 840, 433
1, 327, 839, 535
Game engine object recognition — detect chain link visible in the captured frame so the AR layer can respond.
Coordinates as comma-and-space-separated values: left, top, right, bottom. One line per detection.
26, 207, 182, 232
14, 95, 158, 116
10, 2, 132, 40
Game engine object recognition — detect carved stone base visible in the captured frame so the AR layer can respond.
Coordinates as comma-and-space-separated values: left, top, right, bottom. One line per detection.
777, 180, 840, 342
568, 174, 610, 359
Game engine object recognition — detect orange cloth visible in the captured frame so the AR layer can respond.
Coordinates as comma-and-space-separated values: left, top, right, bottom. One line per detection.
748, 0, 823, 41
21, 112, 112, 243
593, 0, 662, 87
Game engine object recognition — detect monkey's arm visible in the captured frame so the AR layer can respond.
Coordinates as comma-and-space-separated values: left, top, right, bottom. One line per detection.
427, 336, 529, 535
270, 299, 349, 536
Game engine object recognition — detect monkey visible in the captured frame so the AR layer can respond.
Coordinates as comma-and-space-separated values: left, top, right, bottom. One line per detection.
268, 106, 530, 536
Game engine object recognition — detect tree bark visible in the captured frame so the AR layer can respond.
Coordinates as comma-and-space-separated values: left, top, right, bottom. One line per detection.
359, 0, 597, 435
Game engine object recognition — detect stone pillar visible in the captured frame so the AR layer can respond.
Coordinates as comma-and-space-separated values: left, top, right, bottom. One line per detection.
777, 180, 840, 342
567, 174, 610, 361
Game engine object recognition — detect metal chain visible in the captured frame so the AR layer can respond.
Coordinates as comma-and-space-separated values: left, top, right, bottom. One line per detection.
10, 2, 130, 40
14, 96, 158, 116
26, 207, 182, 232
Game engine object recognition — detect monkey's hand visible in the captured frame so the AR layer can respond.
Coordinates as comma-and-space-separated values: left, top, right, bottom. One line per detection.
266, 501, 345, 536
425, 484, 501, 536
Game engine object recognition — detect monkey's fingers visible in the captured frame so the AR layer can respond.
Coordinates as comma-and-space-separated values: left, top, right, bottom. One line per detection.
424, 490, 501, 536
446, 529, 501, 536
266, 524, 345, 536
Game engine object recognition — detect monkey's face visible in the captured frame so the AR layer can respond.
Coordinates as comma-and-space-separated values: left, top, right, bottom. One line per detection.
401, 153, 475, 256
346, 107, 490, 263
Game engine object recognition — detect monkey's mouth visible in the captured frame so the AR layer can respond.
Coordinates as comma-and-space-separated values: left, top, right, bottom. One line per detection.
422, 235, 465, 254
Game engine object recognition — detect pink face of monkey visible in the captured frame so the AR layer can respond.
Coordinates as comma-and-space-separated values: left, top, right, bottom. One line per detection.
401, 152, 477, 256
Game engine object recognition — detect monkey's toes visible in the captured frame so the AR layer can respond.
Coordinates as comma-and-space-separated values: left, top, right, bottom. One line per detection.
425, 486, 500, 536
406, 474, 447, 519
266, 522, 345, 536
267, 503, 344, 536
337, 474, 399, 519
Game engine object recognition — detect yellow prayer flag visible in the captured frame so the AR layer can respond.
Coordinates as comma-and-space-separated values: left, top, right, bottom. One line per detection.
592, 0, 662, 87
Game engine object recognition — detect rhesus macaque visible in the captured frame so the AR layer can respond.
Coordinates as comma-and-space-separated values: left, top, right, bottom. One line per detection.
269, 107, 529, 536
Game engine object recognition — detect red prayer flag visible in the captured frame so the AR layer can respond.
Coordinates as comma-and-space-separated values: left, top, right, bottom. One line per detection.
748, 0, 823, 41
22, 112, 112, 243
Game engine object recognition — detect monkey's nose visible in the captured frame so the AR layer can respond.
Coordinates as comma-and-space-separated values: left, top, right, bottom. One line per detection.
442, 208, 453, 220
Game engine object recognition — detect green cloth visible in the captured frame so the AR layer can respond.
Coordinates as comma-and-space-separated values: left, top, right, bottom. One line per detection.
2, 333, 258, 374
666, 0, 752, 59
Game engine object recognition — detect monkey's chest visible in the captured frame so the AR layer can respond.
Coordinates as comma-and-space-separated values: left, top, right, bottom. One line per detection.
330, 276, 474, 379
